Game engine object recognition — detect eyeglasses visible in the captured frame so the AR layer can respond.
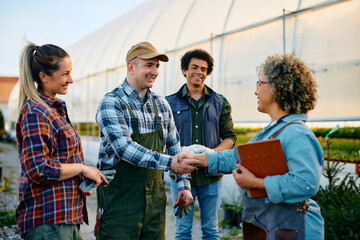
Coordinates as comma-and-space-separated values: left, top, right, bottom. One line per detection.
256, 79, 269, 89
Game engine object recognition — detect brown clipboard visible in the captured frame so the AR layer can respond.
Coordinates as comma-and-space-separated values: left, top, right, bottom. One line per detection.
234, 139, 288, 198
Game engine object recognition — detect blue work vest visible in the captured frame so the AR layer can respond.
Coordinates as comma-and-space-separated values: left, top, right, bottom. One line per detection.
166, 86, 224, 177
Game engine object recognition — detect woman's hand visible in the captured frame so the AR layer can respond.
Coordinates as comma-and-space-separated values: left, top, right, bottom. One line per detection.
59, 163, 108, 187
82, 166, 108, 187
232, 163, 265, 190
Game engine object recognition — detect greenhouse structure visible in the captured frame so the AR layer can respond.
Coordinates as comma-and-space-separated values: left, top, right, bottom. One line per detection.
6, 0, 360, 132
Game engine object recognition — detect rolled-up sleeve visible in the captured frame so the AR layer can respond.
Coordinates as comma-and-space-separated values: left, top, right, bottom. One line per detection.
96, 96, 173, 171
219, 97, 237, 144
20, 112, 62, 184
206, 149, 237, 174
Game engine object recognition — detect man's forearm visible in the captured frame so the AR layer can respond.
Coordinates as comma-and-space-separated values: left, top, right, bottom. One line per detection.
213, 138, 235, 152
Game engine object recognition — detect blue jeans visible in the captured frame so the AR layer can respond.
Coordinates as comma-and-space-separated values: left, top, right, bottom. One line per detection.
170, 179, 221, 240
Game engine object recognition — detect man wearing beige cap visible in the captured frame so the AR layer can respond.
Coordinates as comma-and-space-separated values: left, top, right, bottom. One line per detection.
95, 42, 200, 239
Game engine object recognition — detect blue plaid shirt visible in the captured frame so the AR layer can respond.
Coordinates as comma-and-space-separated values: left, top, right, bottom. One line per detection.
96, 79, 190, 190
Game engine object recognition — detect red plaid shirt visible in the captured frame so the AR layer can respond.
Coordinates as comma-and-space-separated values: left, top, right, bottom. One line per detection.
16, 94, 87, 236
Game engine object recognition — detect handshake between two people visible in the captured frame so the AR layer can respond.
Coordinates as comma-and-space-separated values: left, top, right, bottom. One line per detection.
169, 151, 205, 215
170, 151, 205, 175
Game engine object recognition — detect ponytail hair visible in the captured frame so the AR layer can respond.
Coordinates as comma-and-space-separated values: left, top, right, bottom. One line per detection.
18, 42, 69, 113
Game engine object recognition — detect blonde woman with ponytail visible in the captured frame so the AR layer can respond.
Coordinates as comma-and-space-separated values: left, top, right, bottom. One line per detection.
16, 42, 107, 239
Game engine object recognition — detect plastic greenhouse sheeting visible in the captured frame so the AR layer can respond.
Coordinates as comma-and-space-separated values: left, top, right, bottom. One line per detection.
7, 0, 360, 126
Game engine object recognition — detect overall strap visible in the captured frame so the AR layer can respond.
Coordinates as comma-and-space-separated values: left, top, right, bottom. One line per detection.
106, 91, 139, 132
269, 122, 306, 139
150, 96, 162, 126
150, 96, 159, 117
106, 92, 135, 119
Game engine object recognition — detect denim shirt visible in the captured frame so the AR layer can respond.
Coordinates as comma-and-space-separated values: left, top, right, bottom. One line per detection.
206, 114, 324, 239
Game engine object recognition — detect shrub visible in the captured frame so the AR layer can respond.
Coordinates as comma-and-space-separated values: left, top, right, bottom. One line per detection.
234, 128, 261, 134
0, 209, 16, 227
316, 162, 360, 239
235, 126, 360, 139
313, 127, 360, 139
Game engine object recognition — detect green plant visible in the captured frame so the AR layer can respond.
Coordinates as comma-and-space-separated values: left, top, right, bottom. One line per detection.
234, 128, 261, 134
0, 209, 17, 227
325, 125, 340, 157
313, 127, 360, 139
322, 125, 342, 186
316, 126, 360, 239
323, 161, 344, 187
235, 135, 253, 145
223, 205, 243, 212
317, 173, 360, 239
318, 137, 360, 162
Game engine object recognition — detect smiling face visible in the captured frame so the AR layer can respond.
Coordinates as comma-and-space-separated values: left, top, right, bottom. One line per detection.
255, 74, 276, 114
128, 57, 160, 96
183, 58, 208, 88
39, 56, 73, 98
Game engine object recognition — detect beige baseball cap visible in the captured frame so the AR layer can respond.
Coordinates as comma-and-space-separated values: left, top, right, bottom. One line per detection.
126, 42, 169, 63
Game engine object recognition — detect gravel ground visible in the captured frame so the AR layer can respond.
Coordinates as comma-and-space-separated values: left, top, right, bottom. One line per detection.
0, 142, 22, 240
0, 143, 201, 239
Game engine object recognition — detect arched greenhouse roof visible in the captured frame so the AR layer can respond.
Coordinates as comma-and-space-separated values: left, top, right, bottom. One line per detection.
7, 0, 360, 126
68, 0, 335, 81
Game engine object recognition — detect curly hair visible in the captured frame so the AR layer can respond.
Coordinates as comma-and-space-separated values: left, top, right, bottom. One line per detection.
181, 49, 214, 76
256, 53, 318, 114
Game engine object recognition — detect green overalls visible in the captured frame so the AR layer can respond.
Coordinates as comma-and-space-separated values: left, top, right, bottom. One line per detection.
96, 95, 166, 240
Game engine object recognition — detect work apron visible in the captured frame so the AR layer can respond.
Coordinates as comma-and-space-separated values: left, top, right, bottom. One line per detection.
242, 122, 308, 240
96, 95, 166, 240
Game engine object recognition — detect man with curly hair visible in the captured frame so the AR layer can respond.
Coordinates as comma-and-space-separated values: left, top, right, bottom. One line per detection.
166, 49, 237, 239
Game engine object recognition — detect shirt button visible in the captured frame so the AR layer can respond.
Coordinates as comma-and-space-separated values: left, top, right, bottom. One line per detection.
195, 125, 198, 128
195, 139, 199, 142
196, 112, 198, 114
306, 186, 310, 190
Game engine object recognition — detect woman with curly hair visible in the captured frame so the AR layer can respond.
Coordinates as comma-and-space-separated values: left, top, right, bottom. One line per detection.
179, 53, 324, 239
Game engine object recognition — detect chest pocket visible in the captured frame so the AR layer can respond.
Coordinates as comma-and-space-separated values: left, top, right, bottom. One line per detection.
171, 104, 191, 129
204, 98, 222, 124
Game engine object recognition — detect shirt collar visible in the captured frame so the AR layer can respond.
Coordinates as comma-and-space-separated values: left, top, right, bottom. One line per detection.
122, 78, 152, 102
39, 93, 65, 108
281, 114, 308, 123
181, 84, 211, 99
265, 114, 308, 131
